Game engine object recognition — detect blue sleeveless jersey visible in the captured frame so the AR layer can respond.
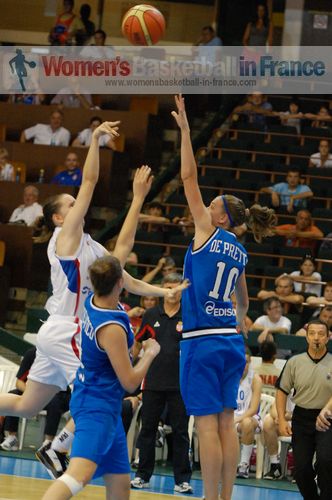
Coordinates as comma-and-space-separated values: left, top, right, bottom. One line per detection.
70, 294, 134, 414
182, 228, 248, 337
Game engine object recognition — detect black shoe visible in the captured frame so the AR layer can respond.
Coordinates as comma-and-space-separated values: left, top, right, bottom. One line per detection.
263, 463, 282, 480
35, 442, 69, 479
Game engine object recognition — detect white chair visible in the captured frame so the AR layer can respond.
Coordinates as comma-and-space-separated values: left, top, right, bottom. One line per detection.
0, 365, 18, 394
23, 333, 38, 346
279, 435, 292, 477
250, 356, 262, 370
255, 393, 275, 479
126, 402, 142, 463
18, 411, 47, 450
275, 358, 287, 371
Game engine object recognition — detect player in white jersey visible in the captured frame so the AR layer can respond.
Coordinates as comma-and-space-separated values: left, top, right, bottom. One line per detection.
235, 351, 262, 479
0, 122, 187, 428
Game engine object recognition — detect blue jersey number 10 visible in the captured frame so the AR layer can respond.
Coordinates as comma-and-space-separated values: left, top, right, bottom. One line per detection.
208, 262, 239, 301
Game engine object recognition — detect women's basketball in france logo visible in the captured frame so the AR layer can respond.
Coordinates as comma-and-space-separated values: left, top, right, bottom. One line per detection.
4, 49, 37, 92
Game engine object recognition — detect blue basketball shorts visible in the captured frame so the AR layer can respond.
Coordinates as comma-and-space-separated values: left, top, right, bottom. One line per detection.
180, 334, 246, 416
70, 409, 130, 478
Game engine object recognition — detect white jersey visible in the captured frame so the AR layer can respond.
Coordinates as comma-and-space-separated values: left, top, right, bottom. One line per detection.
235, 369, 254, 418
45, 227, 105, 318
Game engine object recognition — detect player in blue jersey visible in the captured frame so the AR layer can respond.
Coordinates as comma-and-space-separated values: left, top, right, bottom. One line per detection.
172, 95, 277, 500
42, 255, 161, 499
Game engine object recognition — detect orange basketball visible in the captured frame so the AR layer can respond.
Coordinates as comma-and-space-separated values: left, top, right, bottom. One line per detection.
122, 4, 165, 46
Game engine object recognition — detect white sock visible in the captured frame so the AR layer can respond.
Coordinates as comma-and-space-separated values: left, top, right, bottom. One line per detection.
270, 454, 280, 464
41, 439, 52, 448
240, 444, 254, 465
51, 428, 74, 453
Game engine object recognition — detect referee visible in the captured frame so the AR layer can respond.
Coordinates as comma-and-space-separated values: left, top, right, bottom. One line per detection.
276, 319, 332, 500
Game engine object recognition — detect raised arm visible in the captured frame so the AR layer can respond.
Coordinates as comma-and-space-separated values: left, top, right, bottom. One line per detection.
113, 165, 153, 268
123, 269, 189, 299
172, 95, 214, 237
57, 121, 120, 255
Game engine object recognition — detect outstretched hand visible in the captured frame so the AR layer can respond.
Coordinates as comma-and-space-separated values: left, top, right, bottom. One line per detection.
133, 165, 154, 201
171, 94, 190, 132
93, 121, 120, 140
165, 279, 190, 299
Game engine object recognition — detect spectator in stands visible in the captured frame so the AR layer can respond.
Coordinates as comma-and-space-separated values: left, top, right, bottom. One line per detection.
20, 110, 70, 146
232, 92, 272, 129
194, 25, 222, 46
51, 152, 82, 186
49, 0, 84, 46
254, 340, 281, 390
309, 139, 332, 168
0, 148, 14, 181
72, 116, 115, 148
306, 106, 332, 129
8, 185, 43, 226
276, 100, 303, 134
235, 351, 262, 479
0, 347, 70, 451
306, 282, 332, 310
263, 397, 294, 480
51, 85, 92, 109
7, 93, 45, 105
296, 306, 332, 338
290, 255, 322, 298
172, 206, 195, 237
252, 298, 292, 358
142, 256, 177, 284
139, 201, 170, 231
274, 209, 323, 255
125, 251, 139, 278
257, 275, 304, 314
76, 3, 95, 45
242, 4, 273, 46
260, 168, 313, 213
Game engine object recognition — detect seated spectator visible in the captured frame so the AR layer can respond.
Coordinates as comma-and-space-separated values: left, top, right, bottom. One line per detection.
0, 148, 14, 181
194, 25, 222, 46
51, 87, 92, 109
172, 206, 194, 237
257, 275, 304, 315
125, 251, 139, 278
20, 110, 70, 146
252, 297, 292, 357
235, 351, 262, 479
305, 106, 332, 129
263, 397, 294, 480
274, 209, 323, 255
142, 256, 177, 284
309, 139, 332, 168
139, 202, 170, 230
7, 93, 45, 105
49, 0, 84, 46
275, 100, 303, 134
260, 168, 313, 213
290, 255, 322, 298
51, 152, 82, 186
306, 282, 332, 310
295, 306, 332, 337
72, 116, 115, 149
8, 185, 43, 226
253, 340, 281, 390
232, 92, 272, 129
0, 347, 70, 451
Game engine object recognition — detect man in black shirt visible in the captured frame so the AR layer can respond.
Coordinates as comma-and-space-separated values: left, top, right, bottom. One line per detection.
131, 273, 192, 494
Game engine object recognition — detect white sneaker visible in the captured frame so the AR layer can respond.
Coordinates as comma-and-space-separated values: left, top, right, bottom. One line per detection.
236, 462, 249, 479
174, 482, 193, 494
130, 477, 150, 489
0, 435, 19, 451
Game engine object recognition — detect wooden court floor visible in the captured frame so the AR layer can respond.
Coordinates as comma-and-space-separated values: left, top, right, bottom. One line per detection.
0, 475, 193, 500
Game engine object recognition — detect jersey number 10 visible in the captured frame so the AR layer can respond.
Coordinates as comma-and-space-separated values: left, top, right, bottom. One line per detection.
208, 262, 239, 301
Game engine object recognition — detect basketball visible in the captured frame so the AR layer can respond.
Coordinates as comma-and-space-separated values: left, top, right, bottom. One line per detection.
28, 61, 36, 68
122, 4, 165, 46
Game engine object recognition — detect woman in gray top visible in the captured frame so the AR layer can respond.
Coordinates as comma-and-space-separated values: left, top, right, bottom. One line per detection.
243, 4, 273, 47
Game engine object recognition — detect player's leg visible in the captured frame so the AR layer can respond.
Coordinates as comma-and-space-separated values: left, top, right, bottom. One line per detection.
263, 414, 282, 479
0, 380, 59, 418
219, 409, 239, 500
41, 457, 96, 499
104, 473, 130, 500
237, 417, 258, 478
195, 414, 221, 500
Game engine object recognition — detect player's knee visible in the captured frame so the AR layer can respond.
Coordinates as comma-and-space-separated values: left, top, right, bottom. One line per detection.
58, 473, 84, 495
263, 415, 275, 432
242, 417, 254, 432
